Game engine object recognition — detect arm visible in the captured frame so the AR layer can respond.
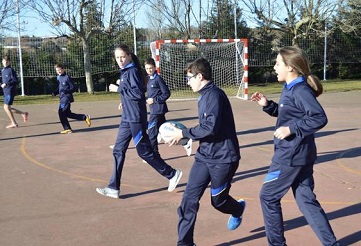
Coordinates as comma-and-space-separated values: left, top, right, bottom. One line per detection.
251, 92, 278, 117
289, 89, 328, 138
183, 91, 221, 141
119, 69, 144, 101
153, 76, 171, 103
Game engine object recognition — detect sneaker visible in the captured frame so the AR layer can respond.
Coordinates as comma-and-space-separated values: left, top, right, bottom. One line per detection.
168, 170, 182, 192
85, 114, 91, 127
227, 199, 246, 230
22, 112, 29, 122
142, 159, 148, 163
96, 187, 120, 199
183, 138, 192, 156
109, 144, 114, 149
60, 129, 72, 134
6, 123, 18, 129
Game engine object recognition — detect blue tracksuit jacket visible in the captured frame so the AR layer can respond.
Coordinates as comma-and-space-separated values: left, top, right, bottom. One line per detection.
117, 63, 147, 123
181, 81, 240, 164
1, 66, 18, 95
263, 76, 328, 166
54, 72, 75, 105
147, 72, 170, 115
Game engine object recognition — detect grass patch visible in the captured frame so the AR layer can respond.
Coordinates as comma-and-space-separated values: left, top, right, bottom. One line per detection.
11, 79, 361, 105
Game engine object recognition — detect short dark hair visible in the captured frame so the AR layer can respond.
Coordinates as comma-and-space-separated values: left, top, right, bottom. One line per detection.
185, 57, 212, 80
2, 55, 10, 62
144, 58, 156, 67
54, 63, 64, 69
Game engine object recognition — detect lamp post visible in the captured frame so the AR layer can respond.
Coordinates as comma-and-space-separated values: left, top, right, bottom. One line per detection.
16, 0, 25, 96
323, 20, 328, 81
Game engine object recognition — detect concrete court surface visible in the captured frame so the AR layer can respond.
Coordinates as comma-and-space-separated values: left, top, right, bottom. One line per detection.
0, 90, 360, 246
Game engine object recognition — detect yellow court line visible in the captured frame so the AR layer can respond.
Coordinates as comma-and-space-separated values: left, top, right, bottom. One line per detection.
20, 136, 107, 183
20, 136, 149, 190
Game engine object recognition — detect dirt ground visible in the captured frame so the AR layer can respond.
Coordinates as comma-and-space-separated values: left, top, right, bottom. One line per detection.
0, 91, 360, 246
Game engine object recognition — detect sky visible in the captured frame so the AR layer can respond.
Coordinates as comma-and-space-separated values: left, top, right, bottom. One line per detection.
6, 4, 148, 38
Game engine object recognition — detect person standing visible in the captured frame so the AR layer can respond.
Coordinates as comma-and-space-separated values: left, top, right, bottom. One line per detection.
53, 63, 91, 134
251, 46, 341, 246
167, 57, 245, 246
1, 55, 28, 128
144, 58, 171, 158
96, 44, 182, 199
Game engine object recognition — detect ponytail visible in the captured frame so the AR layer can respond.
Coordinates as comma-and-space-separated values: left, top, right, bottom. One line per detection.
306, 74, 323, 97
130, 53, 147, 92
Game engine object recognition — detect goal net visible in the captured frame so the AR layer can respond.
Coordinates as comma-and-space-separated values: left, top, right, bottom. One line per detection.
150, 39, 248, 100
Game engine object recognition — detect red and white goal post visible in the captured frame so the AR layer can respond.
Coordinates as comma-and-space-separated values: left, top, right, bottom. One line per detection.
150, 38, 248, 100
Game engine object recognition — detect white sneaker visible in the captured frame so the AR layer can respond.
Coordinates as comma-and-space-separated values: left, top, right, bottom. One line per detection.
96, 187, 120, 199
142, 159, 148, 163
109, 145, 114, 149
168, 170, 182, 192
183, 138, 192, 156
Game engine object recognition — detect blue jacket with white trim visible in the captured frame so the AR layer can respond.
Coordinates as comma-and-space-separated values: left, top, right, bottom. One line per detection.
182, 81, 241, 164
117, 63, 147, 123
1, 66, 18, 95
147, 72, 170, 115
263, 76, 327, 166
55, 72, 75, 105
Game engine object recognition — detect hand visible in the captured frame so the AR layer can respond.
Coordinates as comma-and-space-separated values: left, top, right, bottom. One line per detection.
274, 126, 291, 140
166, 125, 183, 146
109, 84, 118, 92
251, 92, 268, 106
146, 98, 154, 105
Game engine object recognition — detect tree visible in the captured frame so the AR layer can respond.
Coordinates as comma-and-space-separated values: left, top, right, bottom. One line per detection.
201, 0, 248, 39
0, 0, 17, 33
145, 0, 196, 39
28, 0, 138, 94
240, 0, 341, 46
335, 0, 361, 37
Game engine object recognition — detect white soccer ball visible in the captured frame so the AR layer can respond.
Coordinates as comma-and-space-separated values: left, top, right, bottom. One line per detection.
159, 121, 189, 145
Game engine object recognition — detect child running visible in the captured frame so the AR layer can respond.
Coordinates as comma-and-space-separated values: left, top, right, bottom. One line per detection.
166, 57, 245, 246
1, 55, 28, 128
251, 46, 342, 246
96, 44, 182, 199
53, 63, 91, 134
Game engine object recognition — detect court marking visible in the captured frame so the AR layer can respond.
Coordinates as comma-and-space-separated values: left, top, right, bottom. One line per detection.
20, 136, 358, 205
20, 135, 154, 190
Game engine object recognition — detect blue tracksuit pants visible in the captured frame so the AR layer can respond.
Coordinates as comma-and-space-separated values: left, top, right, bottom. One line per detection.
58, 103, 85, 130
260, 163, 337, 246
147, 114, 166, 157
177, 160, 244, 246
108, 120, 175, 190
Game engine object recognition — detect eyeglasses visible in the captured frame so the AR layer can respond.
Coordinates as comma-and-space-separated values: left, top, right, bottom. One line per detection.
185, 73, 198, 81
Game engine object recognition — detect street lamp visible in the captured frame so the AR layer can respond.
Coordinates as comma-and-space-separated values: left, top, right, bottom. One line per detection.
16, 0, 25, 96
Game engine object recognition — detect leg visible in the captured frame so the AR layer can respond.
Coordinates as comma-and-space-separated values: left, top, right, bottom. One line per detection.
131, 122, 175, 179
147, 114, 166, 157
67, 103, 87, 121
209, 161, 245, 216
292, 165, 338, 246
4, 104, 17, 126
177, 160, 210, 246
3, 93, 17, 126
260, 163, 302, 246
108, 121, 132, 190
58, 103, 72, 130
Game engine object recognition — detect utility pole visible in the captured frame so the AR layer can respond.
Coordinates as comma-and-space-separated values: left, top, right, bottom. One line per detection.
16, 0, 25, 96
